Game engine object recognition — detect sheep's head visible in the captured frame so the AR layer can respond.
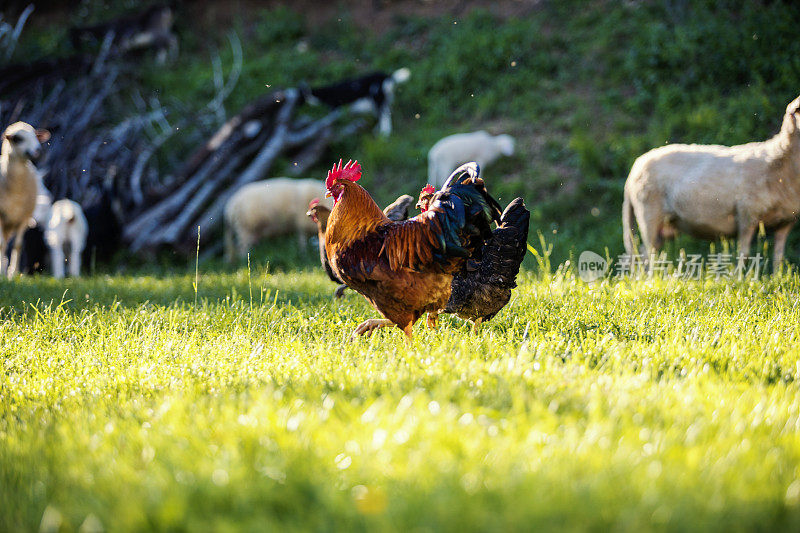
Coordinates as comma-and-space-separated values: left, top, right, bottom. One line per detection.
785, 95, 800, 136
3, 122, 50, 164
496, 134, 516, 156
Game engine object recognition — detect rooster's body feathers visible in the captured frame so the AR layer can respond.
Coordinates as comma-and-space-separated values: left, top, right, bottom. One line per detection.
308, 194, 417, 299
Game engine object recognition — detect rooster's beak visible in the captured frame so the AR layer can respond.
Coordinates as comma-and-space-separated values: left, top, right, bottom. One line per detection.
325, 191, 332, 198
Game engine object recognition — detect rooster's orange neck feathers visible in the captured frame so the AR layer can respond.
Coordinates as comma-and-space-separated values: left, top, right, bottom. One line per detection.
326, 180, 389, 248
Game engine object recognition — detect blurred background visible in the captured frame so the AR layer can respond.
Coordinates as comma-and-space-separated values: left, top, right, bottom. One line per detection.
2, 0, 799, 274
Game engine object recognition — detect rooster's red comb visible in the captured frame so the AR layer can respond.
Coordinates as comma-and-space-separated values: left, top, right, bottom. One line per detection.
326, 159, 362, 189
309, 198, 320, 209
422, 184, 435, 195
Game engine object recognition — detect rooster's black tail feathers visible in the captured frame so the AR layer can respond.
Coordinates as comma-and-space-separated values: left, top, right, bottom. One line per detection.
428, 162, 503, 261
482, 197, 530, 288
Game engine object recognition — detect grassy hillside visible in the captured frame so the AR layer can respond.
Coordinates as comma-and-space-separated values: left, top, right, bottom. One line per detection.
14, 0, 800, 269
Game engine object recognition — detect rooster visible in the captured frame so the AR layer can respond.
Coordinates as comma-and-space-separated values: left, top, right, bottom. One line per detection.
324, 159, 502, 340
307, 194, 415, 299
415, 183, 436, 212
307, 198, 348, 298
418, 184, 530, 331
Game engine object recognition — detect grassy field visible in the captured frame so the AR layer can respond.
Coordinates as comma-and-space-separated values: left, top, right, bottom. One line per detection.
2, 256, 800, 531
4, 1, 800, 530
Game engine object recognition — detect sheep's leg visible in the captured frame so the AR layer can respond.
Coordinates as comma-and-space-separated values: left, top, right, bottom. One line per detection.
737, 222, 757, 263
50, 245, 65, 279
236, 231, 253, 259
223, 224, 237, 264
68, 241, 82, 277
632, 205, 664, 272
7, 227, 25, 279
377, 102, 392, 137
640, 215, 663, 255
0, 233, 7, 277
772, 222, 794, 273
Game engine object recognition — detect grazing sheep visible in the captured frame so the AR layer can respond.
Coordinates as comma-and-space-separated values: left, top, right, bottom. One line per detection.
224, 177, 331, 262
0, 121, 49, 279
623, 95, 800, 270
45, 199, 88, 279
428, 131, 515, 188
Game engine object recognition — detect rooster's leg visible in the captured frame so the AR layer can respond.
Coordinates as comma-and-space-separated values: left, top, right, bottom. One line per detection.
426, 312, 438, 329
471, 317, 483, 334
334, 284, 348, 298
351, 319, 394, 340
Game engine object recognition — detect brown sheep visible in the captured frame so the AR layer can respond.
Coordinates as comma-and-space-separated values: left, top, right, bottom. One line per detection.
0, 121, 50, 278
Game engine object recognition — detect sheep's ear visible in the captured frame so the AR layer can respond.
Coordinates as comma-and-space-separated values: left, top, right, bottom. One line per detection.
35, 129, 51, 143
785, 95, 800, 114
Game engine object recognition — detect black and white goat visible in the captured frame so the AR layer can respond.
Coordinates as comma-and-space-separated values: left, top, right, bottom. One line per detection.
299, 68, 410, 136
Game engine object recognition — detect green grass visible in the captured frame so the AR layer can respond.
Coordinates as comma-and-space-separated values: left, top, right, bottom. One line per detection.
2, 263, 800, 531
5, 2, 800, 530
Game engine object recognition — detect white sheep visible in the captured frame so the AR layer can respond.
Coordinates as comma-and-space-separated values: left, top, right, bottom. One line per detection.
0, 121, 49, 279
224, 177, 331, 262
428, 131, 515, 188
623, 95, 800, 270
45, 199, 88, 279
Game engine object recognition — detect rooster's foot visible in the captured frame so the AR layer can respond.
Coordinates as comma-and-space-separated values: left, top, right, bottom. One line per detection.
350, 319, 394, 340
